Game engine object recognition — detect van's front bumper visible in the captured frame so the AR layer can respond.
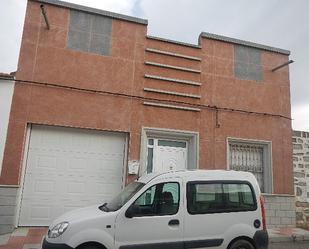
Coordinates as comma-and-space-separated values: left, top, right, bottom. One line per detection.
253, 230, 269, 249
42, 238, 73, 249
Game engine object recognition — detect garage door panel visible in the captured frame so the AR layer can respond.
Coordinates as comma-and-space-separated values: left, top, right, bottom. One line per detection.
22, 173, 123, 200
27, 152, 66, 173
21, 192, 115, 226
19, 125, 126, 226
20, 206, 51, 226
29, 126, 124, 152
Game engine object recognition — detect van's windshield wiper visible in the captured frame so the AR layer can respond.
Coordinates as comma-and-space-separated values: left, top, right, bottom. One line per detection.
99, 202, 109, 212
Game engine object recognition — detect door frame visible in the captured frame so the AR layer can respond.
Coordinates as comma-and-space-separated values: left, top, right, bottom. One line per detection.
14, 124, 32, 227
140, 127, 199, 176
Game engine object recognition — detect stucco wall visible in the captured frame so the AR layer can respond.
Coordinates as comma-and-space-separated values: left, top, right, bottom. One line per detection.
0, 0, 295, 234
1, 0, 293, 197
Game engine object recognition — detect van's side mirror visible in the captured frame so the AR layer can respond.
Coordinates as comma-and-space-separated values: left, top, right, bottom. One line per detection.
125, 205, 134, 218
125, 205, 138, 218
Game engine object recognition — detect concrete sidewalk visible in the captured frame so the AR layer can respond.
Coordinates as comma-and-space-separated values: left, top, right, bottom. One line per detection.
1, 227, 309, 249
0, 227, 47, 249
269, 227, 309, 249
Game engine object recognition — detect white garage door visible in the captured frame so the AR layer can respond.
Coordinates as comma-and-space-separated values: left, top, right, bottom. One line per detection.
19, 125, 126, 226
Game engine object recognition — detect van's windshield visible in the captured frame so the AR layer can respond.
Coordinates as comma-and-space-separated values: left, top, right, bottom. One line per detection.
99, 182, 145, 212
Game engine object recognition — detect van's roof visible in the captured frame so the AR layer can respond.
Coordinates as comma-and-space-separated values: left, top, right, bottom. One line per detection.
138, 170, 258, 184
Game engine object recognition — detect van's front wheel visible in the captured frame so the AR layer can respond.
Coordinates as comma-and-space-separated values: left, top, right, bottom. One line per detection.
229, 239, 255, 249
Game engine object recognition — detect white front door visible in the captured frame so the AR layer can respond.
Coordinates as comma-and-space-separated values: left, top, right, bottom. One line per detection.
148, 139, 187, 173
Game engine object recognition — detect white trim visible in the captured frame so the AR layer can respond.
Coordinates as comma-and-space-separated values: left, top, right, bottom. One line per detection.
226, 137, 273, 194
145, 61, 201, 73
15, 124, 32, 227
145, 48, 202, 61
144, 88, 201, 99
144, 74, 201, 86
143, 102, 201, 112
146, 35, 202, 49
121, 134, 129, 188
0, 185, 19, 188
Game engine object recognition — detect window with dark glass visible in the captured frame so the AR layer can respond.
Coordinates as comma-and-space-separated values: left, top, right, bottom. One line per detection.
187, 182, 256, 214
131, 182, 179, 216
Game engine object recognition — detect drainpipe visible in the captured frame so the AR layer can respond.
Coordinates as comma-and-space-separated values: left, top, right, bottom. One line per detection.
271, 60, 294, 72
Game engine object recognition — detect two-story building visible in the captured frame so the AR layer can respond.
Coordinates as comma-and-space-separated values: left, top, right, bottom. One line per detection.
0, 0, 295, 234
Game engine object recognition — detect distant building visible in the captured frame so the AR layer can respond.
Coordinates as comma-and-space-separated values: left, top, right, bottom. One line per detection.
293, 130, 309, 229
0, 0, 294, 233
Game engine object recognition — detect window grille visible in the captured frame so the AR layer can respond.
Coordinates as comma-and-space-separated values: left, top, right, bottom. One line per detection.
229, 143, 264, 192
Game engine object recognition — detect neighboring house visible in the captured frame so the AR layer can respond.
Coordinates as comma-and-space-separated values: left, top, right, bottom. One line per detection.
0, 73, 15, 234
293, 130, 309, 229
0, 0, 295, 233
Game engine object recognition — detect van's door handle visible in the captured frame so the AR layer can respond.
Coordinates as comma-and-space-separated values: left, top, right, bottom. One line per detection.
168, 219, 179, 226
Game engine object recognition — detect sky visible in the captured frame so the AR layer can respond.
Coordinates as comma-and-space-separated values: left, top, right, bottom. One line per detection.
1, 0, 309, 131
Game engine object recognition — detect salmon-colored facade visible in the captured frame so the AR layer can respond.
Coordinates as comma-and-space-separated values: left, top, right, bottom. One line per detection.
1, 0, 293, 198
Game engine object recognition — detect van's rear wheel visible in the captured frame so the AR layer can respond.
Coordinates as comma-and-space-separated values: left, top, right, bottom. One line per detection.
229, 239, 255, 249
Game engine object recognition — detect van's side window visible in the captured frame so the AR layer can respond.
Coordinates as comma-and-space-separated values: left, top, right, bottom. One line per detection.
187, 182, 256, 214
132, 182, 179, 216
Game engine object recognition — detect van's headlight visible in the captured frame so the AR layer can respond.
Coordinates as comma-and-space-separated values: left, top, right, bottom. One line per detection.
48, 222, 69, 238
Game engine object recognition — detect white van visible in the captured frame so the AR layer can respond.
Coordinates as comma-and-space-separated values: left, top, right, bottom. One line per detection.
42, 170, 268, 249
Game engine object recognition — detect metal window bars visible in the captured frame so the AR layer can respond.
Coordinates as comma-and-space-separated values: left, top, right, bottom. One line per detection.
229, 143, 264, 192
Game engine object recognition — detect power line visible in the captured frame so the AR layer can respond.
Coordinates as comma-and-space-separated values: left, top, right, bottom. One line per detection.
0, 77, 292, 120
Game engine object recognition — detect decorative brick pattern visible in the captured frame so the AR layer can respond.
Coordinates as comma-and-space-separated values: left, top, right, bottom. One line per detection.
263, 194, 296, 228
293, 130, 309, 229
